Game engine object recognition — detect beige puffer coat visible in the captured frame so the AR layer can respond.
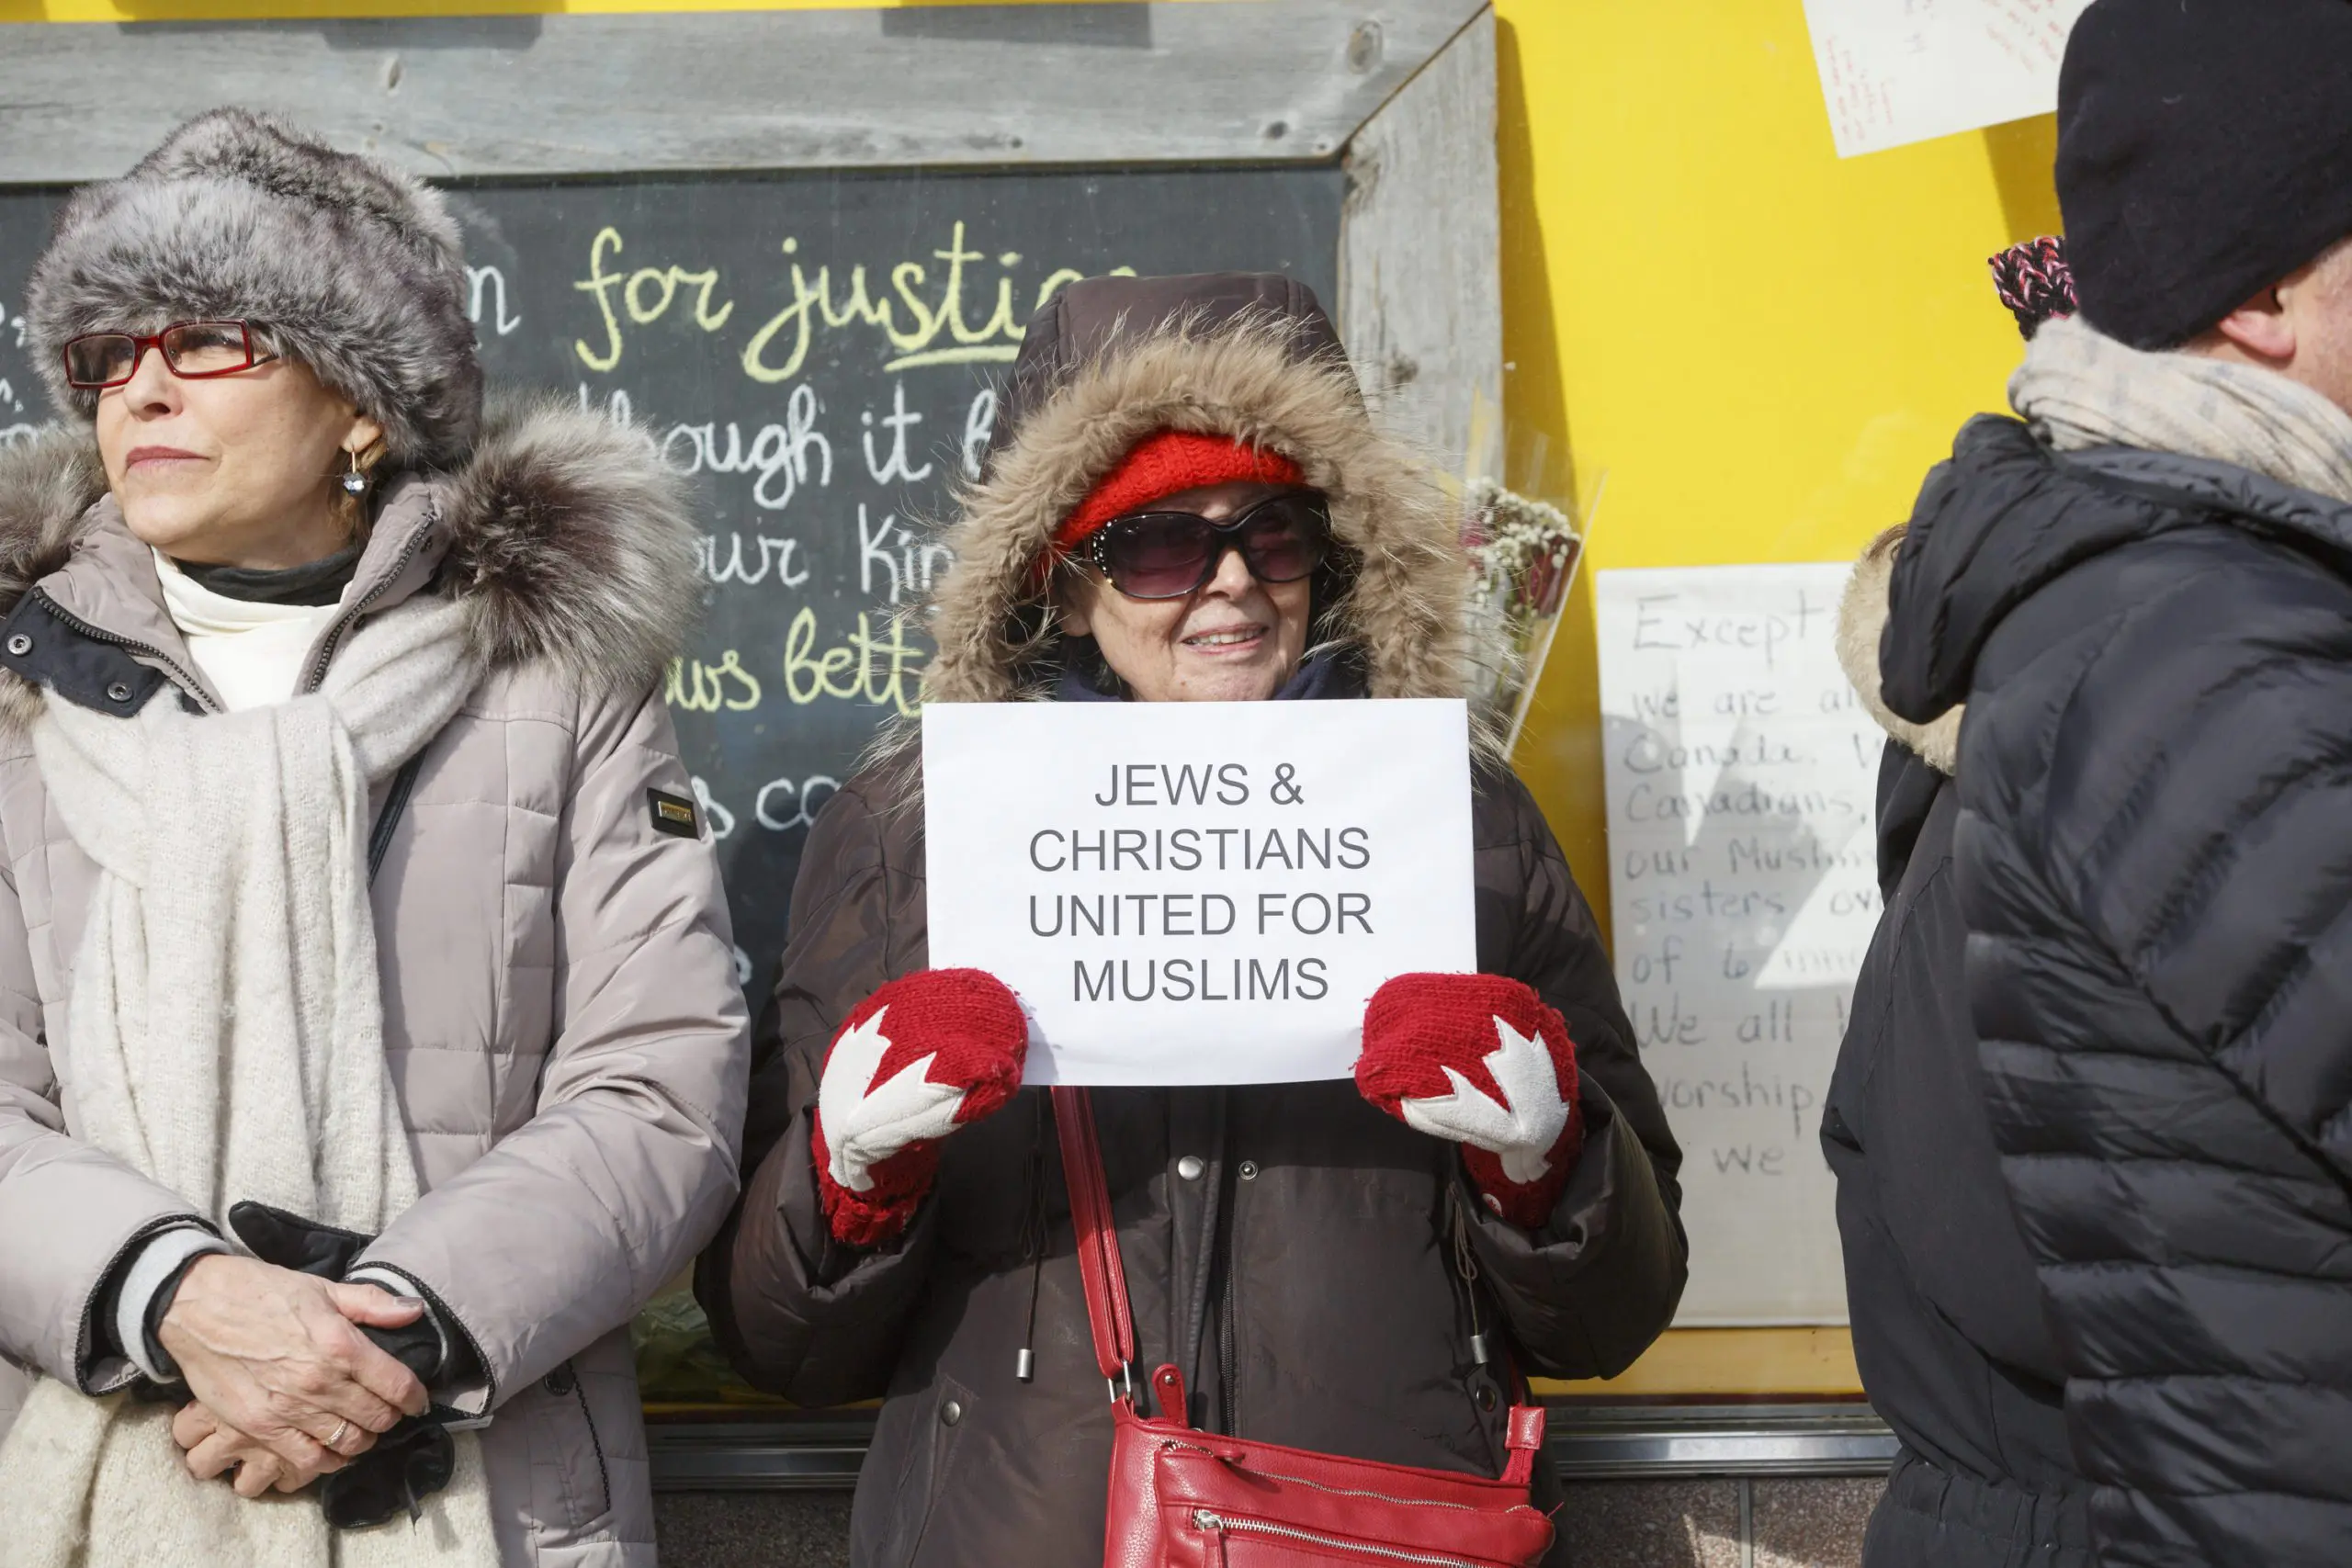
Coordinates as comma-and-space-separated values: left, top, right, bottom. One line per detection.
0, 397, 748, 1566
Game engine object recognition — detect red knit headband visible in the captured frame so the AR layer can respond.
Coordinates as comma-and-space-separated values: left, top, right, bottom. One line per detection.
1053, 430, 1306, 553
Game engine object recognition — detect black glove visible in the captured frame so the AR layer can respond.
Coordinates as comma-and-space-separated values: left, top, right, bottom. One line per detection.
223, 1201, 473, 1529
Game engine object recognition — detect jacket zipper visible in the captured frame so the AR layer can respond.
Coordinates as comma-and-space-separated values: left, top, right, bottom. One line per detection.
567, 1367, 612, 1522
1190, 1509, 1489, 1567
296, 508, 435, 696
1219, 1199, 1240, 1434
27, 589, 219, 715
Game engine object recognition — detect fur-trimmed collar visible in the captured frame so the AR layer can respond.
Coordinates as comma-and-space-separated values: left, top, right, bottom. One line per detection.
0, 389, 698, 711
921, 313, 1473, 716
1838, 525, 1960, 774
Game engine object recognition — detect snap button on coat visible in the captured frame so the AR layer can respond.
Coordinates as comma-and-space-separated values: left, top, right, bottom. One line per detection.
1176, 1156, 1204, 1181
940, 1400, 963, 1427
6, 635, 28, 656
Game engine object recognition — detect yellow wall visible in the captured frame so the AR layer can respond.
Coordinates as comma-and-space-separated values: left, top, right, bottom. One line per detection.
4, 0, 2066, 1394
1492, 0, 2059, 1395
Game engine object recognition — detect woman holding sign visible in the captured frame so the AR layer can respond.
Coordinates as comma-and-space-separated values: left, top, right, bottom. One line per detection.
701, 273, 1685, 1566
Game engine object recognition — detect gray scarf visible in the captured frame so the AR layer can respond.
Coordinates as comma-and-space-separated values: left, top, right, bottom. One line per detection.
2010, 315, 2352, 505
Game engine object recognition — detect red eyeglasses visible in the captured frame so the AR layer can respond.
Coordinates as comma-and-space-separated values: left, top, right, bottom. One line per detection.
61, 321, 279, 389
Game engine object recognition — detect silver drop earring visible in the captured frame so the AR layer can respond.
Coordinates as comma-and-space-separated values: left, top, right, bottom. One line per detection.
341, 448, 368, 495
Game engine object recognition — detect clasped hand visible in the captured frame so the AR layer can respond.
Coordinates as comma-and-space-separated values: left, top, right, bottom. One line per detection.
157, 1253, 430, 1498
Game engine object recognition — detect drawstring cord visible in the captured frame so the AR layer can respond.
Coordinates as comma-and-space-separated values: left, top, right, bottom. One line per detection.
1017, 1093, 1047, 1382
1451, 1188, 1490, 1367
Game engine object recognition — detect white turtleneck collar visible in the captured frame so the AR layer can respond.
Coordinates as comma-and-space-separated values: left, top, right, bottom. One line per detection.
152, 549, 347, 711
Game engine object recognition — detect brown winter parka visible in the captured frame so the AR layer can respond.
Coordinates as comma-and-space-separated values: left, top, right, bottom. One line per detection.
698, 275, 1688, 1568
0, 395, 749, 1567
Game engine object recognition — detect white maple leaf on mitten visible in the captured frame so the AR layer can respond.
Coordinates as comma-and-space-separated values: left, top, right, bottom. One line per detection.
810, 969, 1028, 1246
817, 1006, 967, 1193
1394, 1016, 1572, 1186
1357, 973, 1586, 1230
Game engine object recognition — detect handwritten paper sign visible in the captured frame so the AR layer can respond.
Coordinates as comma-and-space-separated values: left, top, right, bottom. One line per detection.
923, 700, 1477, 1087
1803, 0, 2092, 157
1597, 565, 1882, 1324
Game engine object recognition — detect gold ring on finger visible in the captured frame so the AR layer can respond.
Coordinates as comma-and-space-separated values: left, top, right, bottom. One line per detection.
329, 1418, 352, 1452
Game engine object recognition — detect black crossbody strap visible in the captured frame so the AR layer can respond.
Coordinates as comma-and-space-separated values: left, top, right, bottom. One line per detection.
368, 753, 426, 886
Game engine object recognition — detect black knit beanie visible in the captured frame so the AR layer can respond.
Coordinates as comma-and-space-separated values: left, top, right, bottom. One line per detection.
2057, 0, 2352, 349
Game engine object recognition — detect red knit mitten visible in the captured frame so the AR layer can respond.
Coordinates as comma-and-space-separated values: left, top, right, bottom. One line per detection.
812, 969, 1028, 1247
1355, 973, 1584, 1230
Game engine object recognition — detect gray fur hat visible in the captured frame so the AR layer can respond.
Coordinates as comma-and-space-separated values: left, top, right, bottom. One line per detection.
27, 108, 482, 467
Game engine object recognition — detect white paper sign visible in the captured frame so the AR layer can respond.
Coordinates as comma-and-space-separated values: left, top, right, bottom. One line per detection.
923, 700, 1477, 1087
1597, 565, 1882, 1325
1803, 0, 2092, 158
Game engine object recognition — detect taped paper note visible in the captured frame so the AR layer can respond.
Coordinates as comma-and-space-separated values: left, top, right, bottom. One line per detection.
1597, 564, 1883, 1324
1804, 0, 2092, 158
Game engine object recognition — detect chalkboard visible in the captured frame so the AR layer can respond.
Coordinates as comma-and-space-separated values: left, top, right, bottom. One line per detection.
0, 166, 1345, 1001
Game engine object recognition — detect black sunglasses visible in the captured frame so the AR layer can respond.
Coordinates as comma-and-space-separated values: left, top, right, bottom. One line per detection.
1080, 491, 1332, 601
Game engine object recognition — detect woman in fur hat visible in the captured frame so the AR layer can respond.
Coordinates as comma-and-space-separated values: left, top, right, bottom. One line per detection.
699, 272, 1687, 1567
0, 110, 746, 1566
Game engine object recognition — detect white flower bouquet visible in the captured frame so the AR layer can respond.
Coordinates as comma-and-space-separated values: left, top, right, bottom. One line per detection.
1461, 475, 1588, 751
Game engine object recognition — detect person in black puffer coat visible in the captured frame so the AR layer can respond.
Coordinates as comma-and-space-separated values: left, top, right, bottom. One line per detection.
1824, 522, 2094, 1568
1820, 240, 2095, 1568
1877, 4, 2352, 1563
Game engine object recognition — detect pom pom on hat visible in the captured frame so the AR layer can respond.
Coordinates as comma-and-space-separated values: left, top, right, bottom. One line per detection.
1989, 236, 2079, 340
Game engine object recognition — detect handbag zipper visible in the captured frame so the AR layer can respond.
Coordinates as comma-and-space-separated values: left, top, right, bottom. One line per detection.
1190, 1509, 1490, 1567
1159, 1438, 1508, 1515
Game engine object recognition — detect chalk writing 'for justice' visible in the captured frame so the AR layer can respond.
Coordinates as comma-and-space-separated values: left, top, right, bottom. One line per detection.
573, 222, 1136, 381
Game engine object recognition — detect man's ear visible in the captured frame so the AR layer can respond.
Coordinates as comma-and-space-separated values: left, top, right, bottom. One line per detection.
2211, 284, 2298, 364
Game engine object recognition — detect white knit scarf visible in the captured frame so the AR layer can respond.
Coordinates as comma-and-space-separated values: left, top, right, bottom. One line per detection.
2011, 314, 2352, 506
0, 594, 500, 1568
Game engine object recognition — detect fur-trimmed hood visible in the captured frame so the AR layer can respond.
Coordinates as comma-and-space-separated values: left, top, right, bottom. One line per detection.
0, 389, 699, 720
921, 275, 1471, 715
1837, 525, 1961, 774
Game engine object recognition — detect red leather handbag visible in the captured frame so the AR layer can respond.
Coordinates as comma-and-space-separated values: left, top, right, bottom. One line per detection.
1053, 1087, 1559, 1568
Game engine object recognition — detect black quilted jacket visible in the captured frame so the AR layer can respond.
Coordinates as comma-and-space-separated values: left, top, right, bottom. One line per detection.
1882, 416, 2352, 1567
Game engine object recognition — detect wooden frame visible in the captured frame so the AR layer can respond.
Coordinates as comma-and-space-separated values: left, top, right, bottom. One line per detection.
0, 0, 1499, 468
